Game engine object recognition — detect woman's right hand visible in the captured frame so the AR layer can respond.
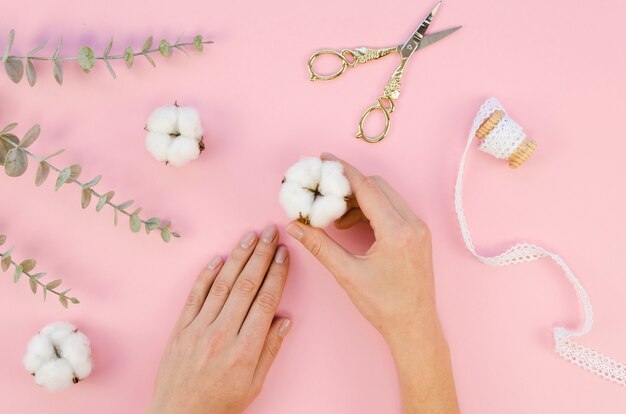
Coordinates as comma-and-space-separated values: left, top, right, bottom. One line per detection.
286, 153, 459, 414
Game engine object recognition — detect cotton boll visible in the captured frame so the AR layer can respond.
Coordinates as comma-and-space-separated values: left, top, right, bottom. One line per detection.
146, 105, 179, 134
60, 332, 92, 380
284, 157, 322, 189
146, 132, 173, 162
40, 321, 76, 336
177, 106, 203, 140
279, 182, 315, 220
319, 161, 351, 198
23, 334, 55, 374
309, 195, 348, 228
168, 136, 201, 167
35, 359, 75, 392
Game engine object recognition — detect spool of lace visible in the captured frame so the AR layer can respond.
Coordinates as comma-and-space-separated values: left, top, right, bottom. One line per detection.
455, 97, 626, 387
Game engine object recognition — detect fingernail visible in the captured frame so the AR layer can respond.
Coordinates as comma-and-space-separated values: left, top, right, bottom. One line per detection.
240, 231, 257, 249
321, 152, 338, 161
274, 245, 288, 264
208, 255, 222, 270
261, 225, 278, 244
286, 222, 304, 241
278, 319, 292, 338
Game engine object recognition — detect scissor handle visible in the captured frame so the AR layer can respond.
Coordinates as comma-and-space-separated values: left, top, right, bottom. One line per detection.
356, 96, 395, 143
307, 47, 396, 81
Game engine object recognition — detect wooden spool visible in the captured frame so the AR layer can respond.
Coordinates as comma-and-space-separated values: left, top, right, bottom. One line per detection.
475, 110, 537, 169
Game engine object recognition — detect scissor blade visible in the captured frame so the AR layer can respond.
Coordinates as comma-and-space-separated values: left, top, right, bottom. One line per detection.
418, 26, 461, 50
399, 1, 442, 59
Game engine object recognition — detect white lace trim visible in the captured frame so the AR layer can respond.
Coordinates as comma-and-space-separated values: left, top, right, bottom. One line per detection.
454, 97, 626, 387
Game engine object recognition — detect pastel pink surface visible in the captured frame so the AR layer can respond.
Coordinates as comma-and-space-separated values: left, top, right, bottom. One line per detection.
1, 0, 625, 412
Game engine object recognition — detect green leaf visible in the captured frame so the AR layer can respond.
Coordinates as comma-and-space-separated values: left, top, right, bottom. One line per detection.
3, 30, 15, 62
158, 40, 172, 57
84, 175, 101, 188
53, 59, 63, 85
77, 46, 95, 72
55, 167, 71, 190
4, 58, 24, 83
145, 217, 160, 234
142, 36, 153, 53
171, 232, 181, 238
96, 191, 114, 212
103, 38, 113, 57
13, 264, 23, 282
0, 235, 5, 245
131, 207, 142, 215
193, 35, 204, 52
27, 39, 48, 57
29, 277, 38, 294
4, 148, 28, 177
20, 259, 36, 272
25, 58, 36, 87
35, 162, 50, 186
81, 188, 92, 209
1, 255, 11, 271
20, 124, 40, 148
144, 53, 155, 67
69, 164, 81, 179
70, 297, 80, 304
31, 272, 46, 280
46, 279, 62, 290
104, 59, 116, 79
117, 199, 134, 210
129, 213, 141, 232
59, 295, 68, 308
161, 227, 171, 242
123, 46, 134, 68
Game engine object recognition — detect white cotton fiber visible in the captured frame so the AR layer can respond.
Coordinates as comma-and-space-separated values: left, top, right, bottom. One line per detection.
279, 157, 351, 228
145, 104, 205, 167
23, 321, 93, 392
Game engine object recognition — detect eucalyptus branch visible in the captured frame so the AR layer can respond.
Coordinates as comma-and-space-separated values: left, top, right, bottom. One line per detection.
0, 123, 180, 242
2, 30, 213, 86
0, 234, 78, 308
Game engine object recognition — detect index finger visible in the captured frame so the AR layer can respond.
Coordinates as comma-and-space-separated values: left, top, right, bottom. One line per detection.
321, 152, 404, 233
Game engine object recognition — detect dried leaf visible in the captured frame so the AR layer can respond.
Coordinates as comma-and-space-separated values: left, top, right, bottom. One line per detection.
161, 227, 171, 242
0, 134, 18, 165
55, 167, 72, 190
29, 277, 38, 294
53, 59, 63, 85
129, 213, 141, 232
84, 175, 101, 188
81, 188, 92, 209
46, 279, 62, 290
144, 53, 155, 67
1, 255, 11, 271
35, 162, 50, 186
20, 259, 36, 272
13, 264, 23, 282
171, 232, 181, 238
77, 46, 95, 72
113, 209, 118, 226
27, 39, 48, 57
158, 40, 172, 57
103, 38, 113, 56
104, 59, 116, 79
117, 200, 134, 210
43, 287, 47, 301
42, 149, 64, 161
20, 124, 41, 148
142, 36, 153, 52
3, 29, 15, 62
69, 164, 81, 179
124, 46, 134, 68
4, 148, 28, 177
4, 58, 24, 83
193, 35, 204, 52
25, 59, 36, 87
59, 295, 68, 308
0, 235, 5, 245
0, 122, 18, 135
53, 36, 62, 59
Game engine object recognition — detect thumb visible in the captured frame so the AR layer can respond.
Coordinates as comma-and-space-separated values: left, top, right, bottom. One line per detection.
286, 221, 357, 282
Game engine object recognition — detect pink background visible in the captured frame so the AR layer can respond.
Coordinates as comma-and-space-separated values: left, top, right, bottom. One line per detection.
1, 0, 625, 412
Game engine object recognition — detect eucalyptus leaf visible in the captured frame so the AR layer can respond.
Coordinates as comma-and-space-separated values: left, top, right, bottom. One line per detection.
77, 46, 95, 72
13, 264, 23, 282
174, 45, 190, 57
84, 175, 101, 188
59, 295, 68, 308
117, 199, 134, 210
31, 272, 46, 280
0, 235, 5, 245
46, 279, 62, 290
0, 134, 18, 165
193, 35, 204, 52
104, 59, 116, 79
103, 38, 113, 57
55, 167, 72, 190
3, 30, 15, 62
129, 214, 141, 232
96, 196, 108, 212
69, 164, 81, 179
29, 277, 38, 294
20, 124, 41, 148
114, 208, 119, 226
27, 39, 48, 57
81, 188, 92, 209
0, 122, 18, 135
142, 36, 153, 52
158, 40, 172, 57
35, 162, 50, 186
25, 59, 36, 86
131, 207, 142, 215
171, 232, 181, 238
144, 53, 155, 67
20, 259, 36, 272
145, 217, 160, 233
4, 148, 28, 177
70, 297, 80, 304
53, 36, 62, 59
43, 287, 47, 301
4, 58, 24, 83
53, 59, 63, 85
161, 227, 171, 242
42, 149, 64, 161
1, 255, 11, 271
124, 46, 134, 68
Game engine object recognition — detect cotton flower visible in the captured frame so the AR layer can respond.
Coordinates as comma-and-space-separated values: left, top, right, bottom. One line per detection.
279, 157, 351, 228
23, 321, 93, 392
145, 103, 205, 167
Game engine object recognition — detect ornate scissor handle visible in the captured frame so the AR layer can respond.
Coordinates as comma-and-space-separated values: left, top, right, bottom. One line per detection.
356, 62, 405, 143
307, 47, 395, 81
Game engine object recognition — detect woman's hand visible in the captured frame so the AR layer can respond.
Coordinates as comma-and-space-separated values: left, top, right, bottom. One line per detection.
147, 226, 292, 414
286, 153, 459, 414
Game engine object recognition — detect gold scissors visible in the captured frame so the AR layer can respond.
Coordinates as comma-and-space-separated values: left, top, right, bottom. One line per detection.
307, 2, 460, 143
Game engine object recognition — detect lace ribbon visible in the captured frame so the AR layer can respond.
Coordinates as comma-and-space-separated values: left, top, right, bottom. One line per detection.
454, 97, 626, 387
